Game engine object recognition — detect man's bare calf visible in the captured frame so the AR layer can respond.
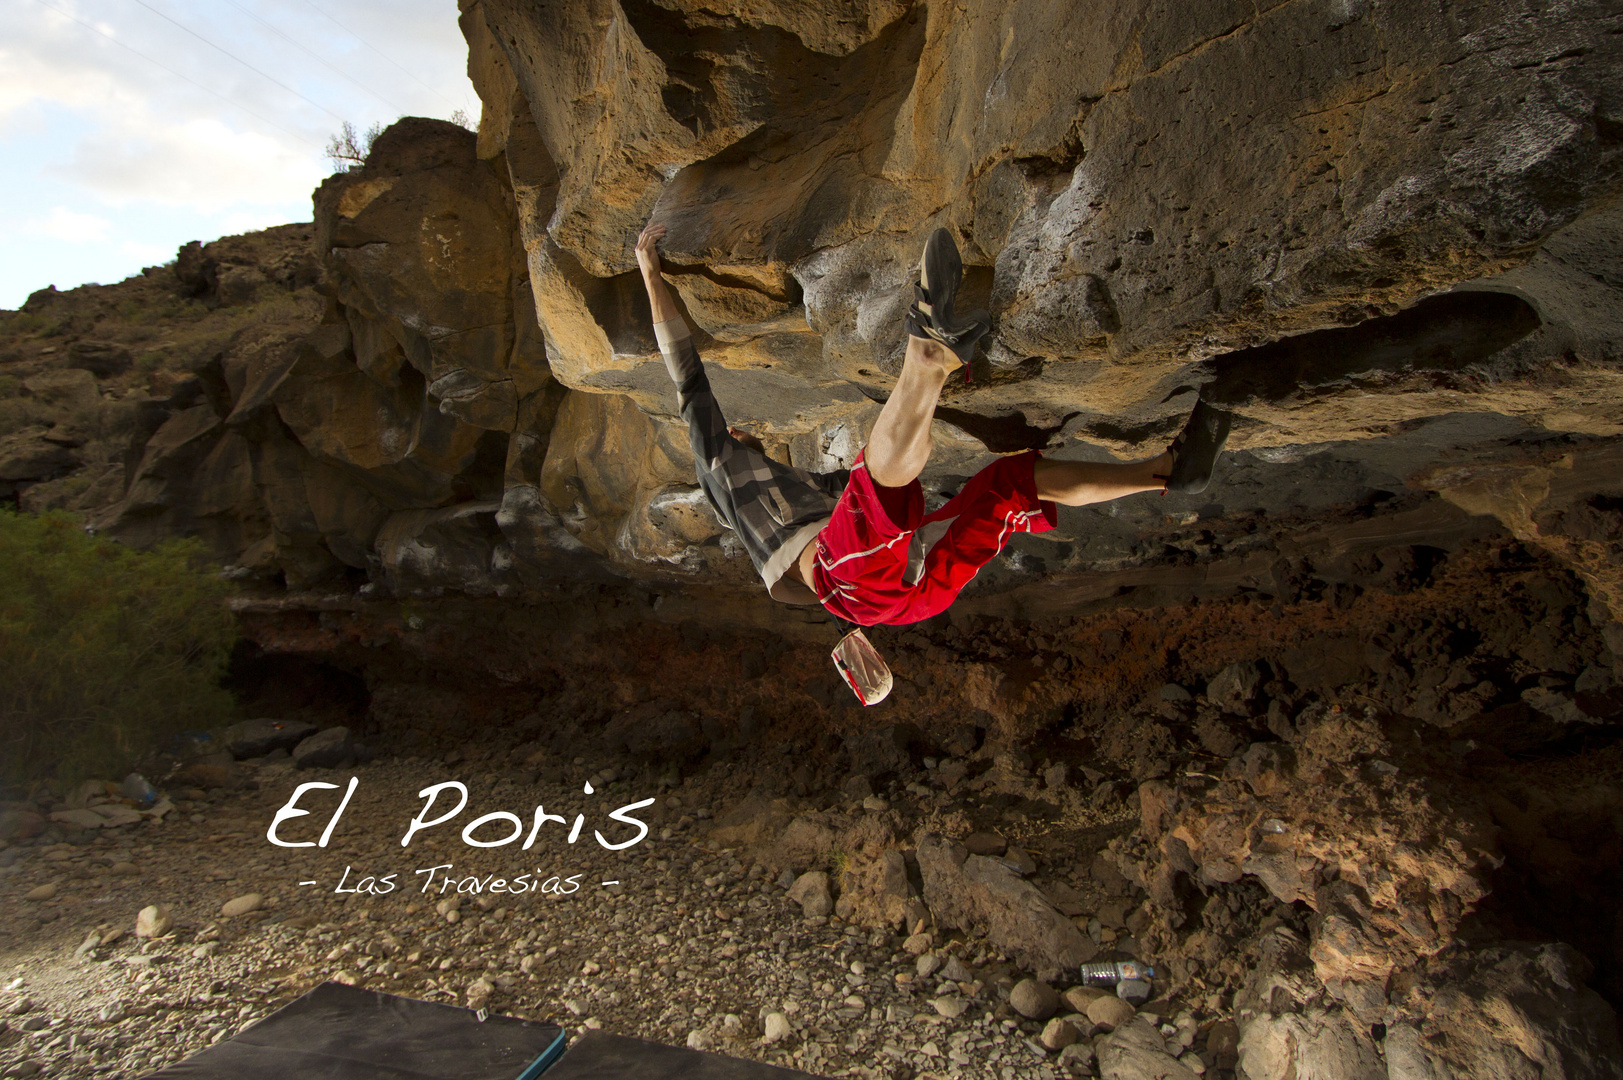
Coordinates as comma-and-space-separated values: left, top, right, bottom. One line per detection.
1033, 450, 1173, 506
862, 331, 1173, 507
863, 334, 962, 489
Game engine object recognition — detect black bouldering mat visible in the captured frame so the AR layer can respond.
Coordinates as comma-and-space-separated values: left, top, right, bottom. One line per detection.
141, 982, 568, 1079
541, 1031, 822, 1079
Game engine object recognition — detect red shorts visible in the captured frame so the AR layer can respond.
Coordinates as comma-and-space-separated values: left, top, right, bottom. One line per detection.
811, 450, 1057, 626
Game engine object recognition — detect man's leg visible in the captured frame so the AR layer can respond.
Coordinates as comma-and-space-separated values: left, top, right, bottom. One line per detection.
864, 335, 960, 489
1033, 450, 1172, 507
1035, 395, 1234, 505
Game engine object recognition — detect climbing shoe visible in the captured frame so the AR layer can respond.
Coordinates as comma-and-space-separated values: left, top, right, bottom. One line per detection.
905, 227, 991, 366
1155, 398, 1233, 495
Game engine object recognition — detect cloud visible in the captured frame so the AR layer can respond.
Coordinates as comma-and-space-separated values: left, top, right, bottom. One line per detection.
119, 239, 176, 264
0, 0, 478, 308
57, 118, 327, 213
25, 206, 113, 243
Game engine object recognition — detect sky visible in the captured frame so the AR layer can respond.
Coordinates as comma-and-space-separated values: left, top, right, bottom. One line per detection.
0, 0, 479, 310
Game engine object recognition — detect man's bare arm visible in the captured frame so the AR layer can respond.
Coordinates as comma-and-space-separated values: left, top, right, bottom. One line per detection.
635, 222, 683, 325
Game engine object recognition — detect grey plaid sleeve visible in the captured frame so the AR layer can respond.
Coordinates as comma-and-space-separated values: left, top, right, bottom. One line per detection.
656, 318, 730, 474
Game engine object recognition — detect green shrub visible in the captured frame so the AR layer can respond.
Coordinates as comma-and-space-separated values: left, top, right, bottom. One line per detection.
2, 312, 47, 335
0, 510, 238, 785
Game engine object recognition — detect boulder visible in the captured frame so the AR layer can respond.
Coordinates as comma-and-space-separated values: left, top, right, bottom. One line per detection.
135, 904, 172, 938
1206, 661, 1263, 714
1237, 1008, 1385, 1080
90, 804, 142, 828
220, 719, 319, 759
0, 430, 77, 483
1086, 995, 1136, 1033
293, 727, 354, 769
916, 835, 1095, 981
49, 809, 106, 830
22, 369, 98, 413
1412, 943, 1623, 1080
171, 760, 234, 790
1098, 1017, 1199, 1080
1039, 1017, 1080, 1051
1063, 986, 1110, 1014
469, 0, 1623, 448
963, 832, 1007, 857
215, 264, 267, 305
1204, 1020, 1240, 1070
1008, 978, 1059, 1020
0, 809, 45, 842
66, 341, 132, 377
786, 871, 833, 918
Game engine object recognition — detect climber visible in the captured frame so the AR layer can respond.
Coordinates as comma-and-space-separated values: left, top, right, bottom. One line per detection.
635, 221, 1231, 705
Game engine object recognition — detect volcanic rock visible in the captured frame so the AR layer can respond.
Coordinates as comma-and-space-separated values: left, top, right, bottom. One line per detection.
1098, 1017, 1199, 1080
1008, 978, 1058, 1021
916, 835, 1095, 980
785, 872, 833, 918
220, 719, 318, 759
293, 727, 354, 769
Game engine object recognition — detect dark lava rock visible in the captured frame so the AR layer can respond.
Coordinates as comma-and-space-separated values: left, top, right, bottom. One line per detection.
293, 727, 354, 769
221, 719, 318, 760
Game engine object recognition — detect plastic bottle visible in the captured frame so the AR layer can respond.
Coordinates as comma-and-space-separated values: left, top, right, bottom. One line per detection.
1078, 960, 1155, 985
1080, 960, 1156, 1000
120, 773, 158, 809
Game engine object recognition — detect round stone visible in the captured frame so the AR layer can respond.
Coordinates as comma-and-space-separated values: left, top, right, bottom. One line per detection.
1009, 978, 1060, 1020
1086, 995, 1136, 1032
763, 1012, 792, 1043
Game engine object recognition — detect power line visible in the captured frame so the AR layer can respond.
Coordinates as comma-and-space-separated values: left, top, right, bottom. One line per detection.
28, 0, 322, 149
126, 0, 348, 124
294, 0, 460, 111
216, 0, 415, 116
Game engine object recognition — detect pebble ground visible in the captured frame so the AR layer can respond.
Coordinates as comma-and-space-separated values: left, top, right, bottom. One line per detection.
0, 755, 1168, 1080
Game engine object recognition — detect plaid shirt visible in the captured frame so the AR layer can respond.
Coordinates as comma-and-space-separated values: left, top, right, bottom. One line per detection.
655, 319, 849, 604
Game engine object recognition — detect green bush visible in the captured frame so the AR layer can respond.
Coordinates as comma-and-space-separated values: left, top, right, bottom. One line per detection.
0, 510, 237, 785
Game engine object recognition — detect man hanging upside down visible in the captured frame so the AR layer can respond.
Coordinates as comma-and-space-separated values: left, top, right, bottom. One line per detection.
635, 221, 1231, 705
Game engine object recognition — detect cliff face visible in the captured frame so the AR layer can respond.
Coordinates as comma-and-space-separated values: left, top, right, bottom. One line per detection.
3, 1, 1621, 618
466, 0, 1623, 436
